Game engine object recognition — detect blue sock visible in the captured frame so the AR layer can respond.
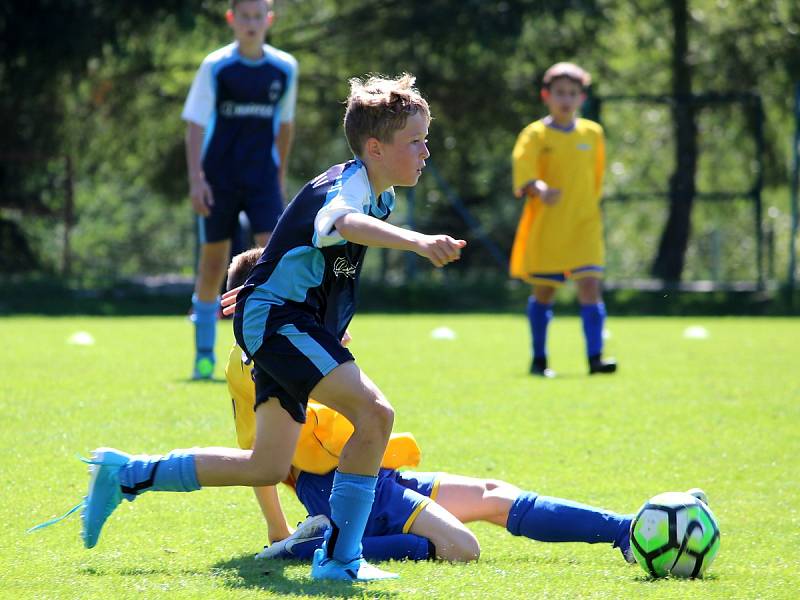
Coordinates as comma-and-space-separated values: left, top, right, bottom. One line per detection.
324, 471, 377, 563
506, 491, 631, 547
286, 534, 432, 561
118, 450, 202, 501
362, 534, 434, 561
191, 294, 219, 361
527, 297, 553, 360
580, 302, 606, 358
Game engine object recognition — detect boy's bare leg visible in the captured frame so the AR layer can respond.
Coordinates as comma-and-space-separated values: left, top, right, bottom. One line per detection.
409, 499, 480, 562
308, 361, 394, 476
575, 275, 602, 304
306, 361, 396, 574
195, 240, 231, 301
434, 475, 521, 526
194, 398, 301, 486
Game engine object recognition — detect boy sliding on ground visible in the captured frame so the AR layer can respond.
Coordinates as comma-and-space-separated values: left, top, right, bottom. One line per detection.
66, 74, 465, 582
222, 249, 706, 565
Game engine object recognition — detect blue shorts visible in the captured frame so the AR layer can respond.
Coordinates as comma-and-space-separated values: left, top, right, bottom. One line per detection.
531, 265, 604, 287
295, 468, 442, 536
234, 312, 354, 424
199, 183, 283, 244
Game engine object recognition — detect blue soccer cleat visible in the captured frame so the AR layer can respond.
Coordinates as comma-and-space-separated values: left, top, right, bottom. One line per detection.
81, 447, 131, 549
311, 547, 399, 581
256, 514, 330, 560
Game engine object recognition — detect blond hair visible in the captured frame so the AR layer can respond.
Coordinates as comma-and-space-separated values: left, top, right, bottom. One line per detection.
542, 62, 592, 89
226, 247, 263, 291
343, 73, 431, 157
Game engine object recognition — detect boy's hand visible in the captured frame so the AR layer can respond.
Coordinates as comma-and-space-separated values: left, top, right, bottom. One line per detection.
532, 180, 561, 205
341, 330, 352, 347
415, 235, 467, 268
221, 285, 243, 317
189, 174, 214, 217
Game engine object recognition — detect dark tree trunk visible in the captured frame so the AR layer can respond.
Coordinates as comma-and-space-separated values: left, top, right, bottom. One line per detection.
651, 0, 698, 282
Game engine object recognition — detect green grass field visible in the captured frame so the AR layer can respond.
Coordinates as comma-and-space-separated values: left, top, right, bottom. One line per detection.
2, 314, 799, 599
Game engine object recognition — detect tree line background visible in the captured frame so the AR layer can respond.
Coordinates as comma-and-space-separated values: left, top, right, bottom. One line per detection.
1, 0, 798, 293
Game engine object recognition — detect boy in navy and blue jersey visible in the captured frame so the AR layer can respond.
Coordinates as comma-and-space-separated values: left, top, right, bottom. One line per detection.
183, 0, 297, 379
70, 74, 465, 582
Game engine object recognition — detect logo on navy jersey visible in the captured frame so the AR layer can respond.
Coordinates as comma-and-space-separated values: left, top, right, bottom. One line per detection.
332, 257, 357, 279
219, 101, 274, 119
268, 80, 283, 102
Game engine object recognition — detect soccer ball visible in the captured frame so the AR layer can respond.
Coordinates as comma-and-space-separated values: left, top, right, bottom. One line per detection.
630, 491, 720, 578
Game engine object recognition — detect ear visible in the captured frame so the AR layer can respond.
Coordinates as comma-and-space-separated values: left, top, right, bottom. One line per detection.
364, 137, 383, 160
540, 89, 550, 102
225, 9, 235, 25
266, 10, 275, 27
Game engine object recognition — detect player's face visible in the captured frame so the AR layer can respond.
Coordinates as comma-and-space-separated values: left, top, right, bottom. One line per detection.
544, 78, 586, 122
229, 1, 272, 43
381, 112, 431, 187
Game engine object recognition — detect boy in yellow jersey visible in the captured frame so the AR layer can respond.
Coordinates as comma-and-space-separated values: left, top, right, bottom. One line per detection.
511, 62, 617, 377
224, 248, 644, 565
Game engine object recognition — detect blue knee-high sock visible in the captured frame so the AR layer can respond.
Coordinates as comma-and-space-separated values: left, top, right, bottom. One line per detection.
191, 294, 219, 360
506, 491, 631, 548
527, 298, 553, 360
286, 534, 432, 561
118, 450, 202, 501
324, 471, 377, 563
580, 302, 606, 358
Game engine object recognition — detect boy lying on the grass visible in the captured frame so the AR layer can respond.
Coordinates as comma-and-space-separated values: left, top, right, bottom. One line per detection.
225, 248, 662, 564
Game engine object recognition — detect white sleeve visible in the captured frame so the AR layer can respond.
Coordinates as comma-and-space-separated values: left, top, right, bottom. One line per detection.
313, 193, 364, 247
181, 59, 215, 127
277, 56, 298, 124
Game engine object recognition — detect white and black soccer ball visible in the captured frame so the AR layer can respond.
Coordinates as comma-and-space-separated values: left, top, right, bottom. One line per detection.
630, 491, 720, 578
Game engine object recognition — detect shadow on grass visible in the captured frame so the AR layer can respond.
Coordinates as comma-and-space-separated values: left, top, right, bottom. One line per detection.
211, 554, 401, 598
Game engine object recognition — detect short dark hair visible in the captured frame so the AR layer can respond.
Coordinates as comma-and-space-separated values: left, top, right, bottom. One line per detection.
226, 247, 263, 291
542, 62, 592, 90
230, 0, 273, 10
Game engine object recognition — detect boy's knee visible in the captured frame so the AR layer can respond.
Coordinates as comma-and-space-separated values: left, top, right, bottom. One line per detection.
356, 396, 394, 438
436, 530, 481, 562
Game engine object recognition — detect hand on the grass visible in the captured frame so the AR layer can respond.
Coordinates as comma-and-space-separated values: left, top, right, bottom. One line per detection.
189, 175, 214, 217
415, 235, 467, 268
221, 285, 243, 316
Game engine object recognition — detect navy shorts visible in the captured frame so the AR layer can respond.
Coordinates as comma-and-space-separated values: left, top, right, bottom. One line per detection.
199, 184, 283, 244
295, 468, 442, 536
236, 316, 355, 424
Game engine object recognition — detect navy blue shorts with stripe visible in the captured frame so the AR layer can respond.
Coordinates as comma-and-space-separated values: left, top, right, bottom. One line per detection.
199, 183, 284, 243
242, 317, 354, 424
295, 468, 441, 536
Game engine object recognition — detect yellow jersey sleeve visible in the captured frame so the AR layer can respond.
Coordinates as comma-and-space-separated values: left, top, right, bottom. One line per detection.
511, 122, 542, 196
224, 344, 257, 450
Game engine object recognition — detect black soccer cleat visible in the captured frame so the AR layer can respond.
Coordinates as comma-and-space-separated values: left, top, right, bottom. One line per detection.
530, 357, 556, 378
589, 355, 617, 375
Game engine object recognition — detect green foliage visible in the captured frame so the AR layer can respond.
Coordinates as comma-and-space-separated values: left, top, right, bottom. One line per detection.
2, 314, 800, 598
1, 0, 798, 283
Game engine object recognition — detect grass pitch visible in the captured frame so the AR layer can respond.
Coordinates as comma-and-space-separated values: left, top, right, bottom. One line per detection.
1, 313, 798, 599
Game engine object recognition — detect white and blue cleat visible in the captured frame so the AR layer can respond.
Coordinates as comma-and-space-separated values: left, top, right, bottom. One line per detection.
311, 547, 399, 581
81, 447, 130, 548
256, 514, 331, 560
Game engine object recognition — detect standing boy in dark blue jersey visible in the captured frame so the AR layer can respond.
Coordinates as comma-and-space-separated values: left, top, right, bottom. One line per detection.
183, 0, 298, 379
74, 74, 465, 582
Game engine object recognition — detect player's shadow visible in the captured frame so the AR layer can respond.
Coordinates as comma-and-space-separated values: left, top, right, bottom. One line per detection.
180, 377, 226, 384
211, 554, 400, 598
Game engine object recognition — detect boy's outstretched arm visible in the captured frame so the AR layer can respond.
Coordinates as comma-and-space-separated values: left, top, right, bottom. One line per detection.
334, 213, 466, 268
255, 485, 295, 543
